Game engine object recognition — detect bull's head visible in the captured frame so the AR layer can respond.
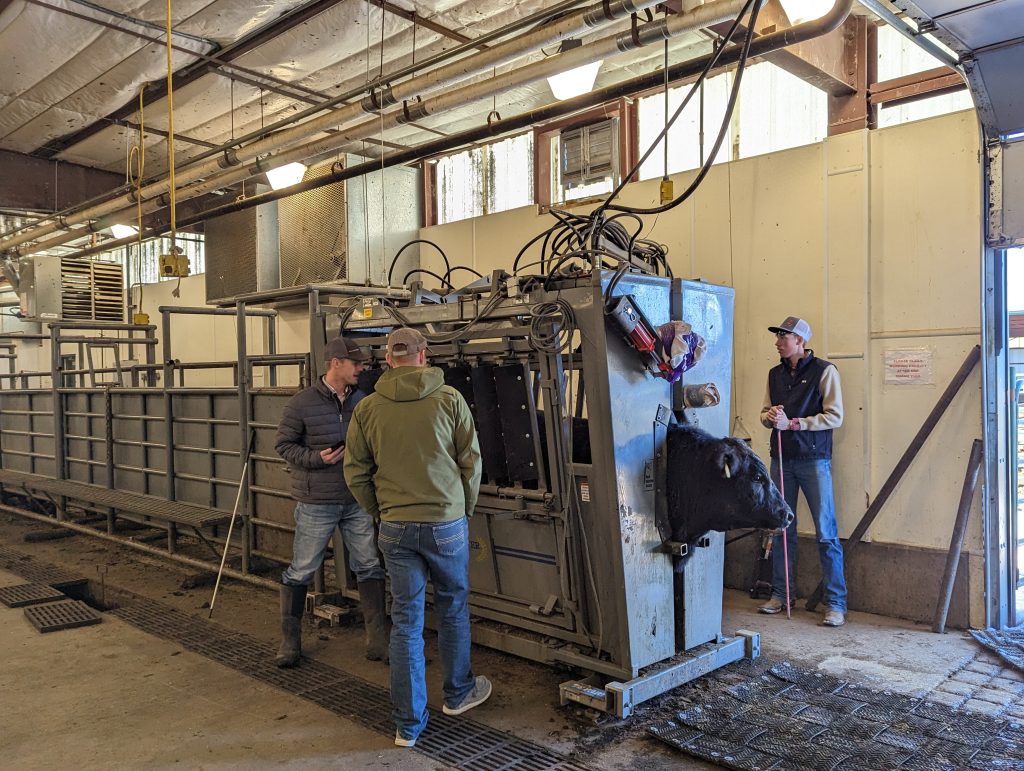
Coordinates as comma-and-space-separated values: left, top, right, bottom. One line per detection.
705, 438, 793, 534
666, 426, 793, 553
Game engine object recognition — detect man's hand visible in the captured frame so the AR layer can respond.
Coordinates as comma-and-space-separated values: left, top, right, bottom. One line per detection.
320, 445, 345, 465
767, 405, 789, 430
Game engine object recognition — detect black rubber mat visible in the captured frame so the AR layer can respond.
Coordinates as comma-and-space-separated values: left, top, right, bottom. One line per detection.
647, 662, 1024, 770
23, 599, 101, 632
0, 544, 584, 771
970, 626, 1024, 671
0, 582, 65, 607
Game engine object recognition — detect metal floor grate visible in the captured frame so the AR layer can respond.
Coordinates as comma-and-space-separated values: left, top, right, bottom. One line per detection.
110, 601, 585, 770
648, 663, 1024, 770
23, 599, 101, 632
0, 545, 89, 590
0, 582, 65, 607
0, 544, 583, 770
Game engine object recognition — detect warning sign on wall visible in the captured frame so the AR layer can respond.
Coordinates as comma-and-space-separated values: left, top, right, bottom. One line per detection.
884, 348, 934, 385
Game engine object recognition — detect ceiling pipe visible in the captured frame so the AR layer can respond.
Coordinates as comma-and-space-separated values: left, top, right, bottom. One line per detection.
18, 0, 748, 257
2, 0, 594, 244
57, 0, 853, 265
0, 0, 664, 255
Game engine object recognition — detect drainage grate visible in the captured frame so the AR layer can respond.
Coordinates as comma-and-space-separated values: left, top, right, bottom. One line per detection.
648, 662, 1024, 771
0, 582, 65, 607
0, 545, 88, 590
0, 544, 585, 770
110, 601, 586, 770
23, 599, 101, 632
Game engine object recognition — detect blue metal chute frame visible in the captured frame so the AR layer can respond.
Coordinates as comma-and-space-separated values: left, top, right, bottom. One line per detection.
337, 270, 758, 717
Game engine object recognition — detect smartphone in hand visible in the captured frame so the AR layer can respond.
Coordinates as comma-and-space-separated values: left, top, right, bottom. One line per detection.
330, 439, 345, 452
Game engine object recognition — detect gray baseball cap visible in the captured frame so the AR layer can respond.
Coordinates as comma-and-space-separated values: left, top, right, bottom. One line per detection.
768, 316, 812, 342
324, 336, 369, 362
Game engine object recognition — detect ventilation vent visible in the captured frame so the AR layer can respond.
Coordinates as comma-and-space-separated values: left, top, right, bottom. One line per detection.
278, 160, 347, 286
59, 259, 124, 322
560, 118, 619, 190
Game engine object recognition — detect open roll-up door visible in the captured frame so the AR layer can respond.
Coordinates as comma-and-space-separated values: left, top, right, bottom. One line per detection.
894, 0, 1024, 245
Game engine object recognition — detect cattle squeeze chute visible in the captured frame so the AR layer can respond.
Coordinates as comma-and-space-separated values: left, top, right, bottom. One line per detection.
335, 270, 779, 718
0, 268, 785, 718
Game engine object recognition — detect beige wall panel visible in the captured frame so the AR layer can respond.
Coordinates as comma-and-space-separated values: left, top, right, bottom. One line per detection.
867, 336, 983, 549
868, 112, 981, 336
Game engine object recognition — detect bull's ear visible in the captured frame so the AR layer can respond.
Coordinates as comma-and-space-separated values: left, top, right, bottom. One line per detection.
713, 443, 742, 480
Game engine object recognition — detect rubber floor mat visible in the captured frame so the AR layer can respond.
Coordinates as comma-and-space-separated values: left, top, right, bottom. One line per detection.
647, 662, 1024, 770
970, 626, 1024, 672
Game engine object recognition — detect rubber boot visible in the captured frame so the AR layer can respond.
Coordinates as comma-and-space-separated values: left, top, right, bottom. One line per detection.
274, 583, 307, 668
358, 578, 389, 663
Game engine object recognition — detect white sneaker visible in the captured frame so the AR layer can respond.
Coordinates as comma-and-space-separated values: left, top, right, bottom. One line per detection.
758, 598, 788, 615
394, 730, 417, 748
443, 676, 492, 716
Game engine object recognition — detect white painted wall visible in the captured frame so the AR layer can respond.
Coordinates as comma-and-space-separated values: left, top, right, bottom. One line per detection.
421, 110, 985, 617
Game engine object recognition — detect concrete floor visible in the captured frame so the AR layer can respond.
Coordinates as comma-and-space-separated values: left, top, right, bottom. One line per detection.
0, 513, 1019, 770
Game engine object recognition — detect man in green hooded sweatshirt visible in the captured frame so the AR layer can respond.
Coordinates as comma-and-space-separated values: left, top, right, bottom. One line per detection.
343, 327, 487, 748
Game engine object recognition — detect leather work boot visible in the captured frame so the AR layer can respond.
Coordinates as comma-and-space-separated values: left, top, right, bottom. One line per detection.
758, 597, 789, 615
274, 583, 308, 668
822, 609, 846, 627
358, 578, 390, 663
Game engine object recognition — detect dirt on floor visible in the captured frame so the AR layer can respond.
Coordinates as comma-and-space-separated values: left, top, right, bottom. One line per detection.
0, 512, 1012, 770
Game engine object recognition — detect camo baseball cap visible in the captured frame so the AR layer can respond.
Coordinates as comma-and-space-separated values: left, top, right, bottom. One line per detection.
768, 316, 812, 342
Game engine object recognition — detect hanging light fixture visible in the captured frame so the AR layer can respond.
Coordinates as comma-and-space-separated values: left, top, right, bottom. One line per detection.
777, 0, 832, 24
546, 39, 603, 101
110, 224, 138, 239
266, 162, 307, 190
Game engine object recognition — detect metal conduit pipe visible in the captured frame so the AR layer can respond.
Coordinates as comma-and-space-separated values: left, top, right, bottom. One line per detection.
0, 0, 593, 245
0, 502, 279, 590
58, 0, 852, 263
24, 0, 746, 257
857, 0, 959, 68
1, 0, 664, 255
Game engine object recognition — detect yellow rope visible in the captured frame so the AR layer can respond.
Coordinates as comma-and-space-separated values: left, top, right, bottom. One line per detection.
165, 0, 176, 255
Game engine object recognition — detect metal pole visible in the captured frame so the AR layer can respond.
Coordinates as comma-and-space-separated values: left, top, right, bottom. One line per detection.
807, 344, 982, 611
236, 300, 251, 574
933, 438, 984, 633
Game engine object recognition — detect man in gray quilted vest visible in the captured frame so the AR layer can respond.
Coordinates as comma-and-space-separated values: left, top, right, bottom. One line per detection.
273, 336, 387, 667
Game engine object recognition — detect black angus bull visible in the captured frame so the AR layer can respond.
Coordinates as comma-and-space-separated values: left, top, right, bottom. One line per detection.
535, 415, 792, 552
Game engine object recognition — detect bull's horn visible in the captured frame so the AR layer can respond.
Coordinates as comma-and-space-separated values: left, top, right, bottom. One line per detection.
724, 462, 731, 479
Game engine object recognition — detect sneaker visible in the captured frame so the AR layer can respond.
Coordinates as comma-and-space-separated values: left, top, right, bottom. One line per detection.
822, 610, 846, 627
443, 676, 492, 716
758, 598, 788, 615
394, 731, 417, 748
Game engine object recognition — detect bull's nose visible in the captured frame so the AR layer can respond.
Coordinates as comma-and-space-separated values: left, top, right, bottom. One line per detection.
784, 510, 794, 527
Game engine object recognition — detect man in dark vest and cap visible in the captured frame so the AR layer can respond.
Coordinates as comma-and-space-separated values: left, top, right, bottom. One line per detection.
759, 317, 848, 627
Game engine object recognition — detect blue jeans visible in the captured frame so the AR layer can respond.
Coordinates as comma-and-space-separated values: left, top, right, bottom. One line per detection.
770, 459, 847, 613
378, 517, 475, 741
282, 501, 384, 585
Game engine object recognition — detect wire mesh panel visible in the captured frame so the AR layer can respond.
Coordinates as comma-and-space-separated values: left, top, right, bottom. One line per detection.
278, 161, 346, 286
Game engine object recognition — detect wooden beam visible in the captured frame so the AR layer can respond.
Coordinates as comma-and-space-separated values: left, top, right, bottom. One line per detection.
869, 67, 966, 108
826, 16, 874, 136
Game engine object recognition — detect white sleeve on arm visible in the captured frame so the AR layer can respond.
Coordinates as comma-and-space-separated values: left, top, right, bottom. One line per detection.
760, 380, 775, 428
797, 365, 844, 431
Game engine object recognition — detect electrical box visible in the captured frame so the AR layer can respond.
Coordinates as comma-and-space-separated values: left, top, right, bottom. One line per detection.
159, 252, 191, 278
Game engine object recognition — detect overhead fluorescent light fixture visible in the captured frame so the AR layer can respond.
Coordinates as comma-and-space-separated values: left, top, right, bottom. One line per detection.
266, 162, 307, 190
110, 224, 138, 239
777, 0, 832, 24
546, 39, 603, 101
